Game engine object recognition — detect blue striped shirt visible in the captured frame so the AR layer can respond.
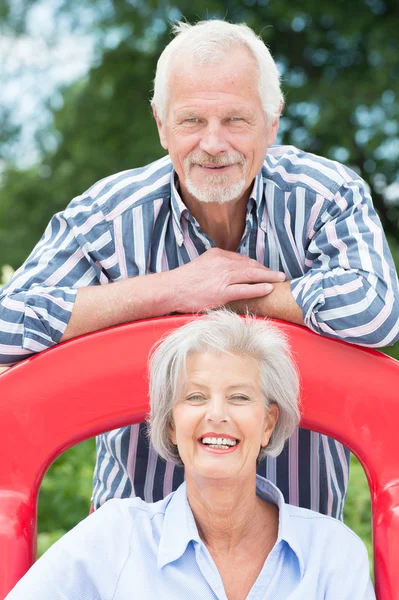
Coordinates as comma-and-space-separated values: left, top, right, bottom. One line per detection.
5, 477, 375, 600
1, 145, 398, 518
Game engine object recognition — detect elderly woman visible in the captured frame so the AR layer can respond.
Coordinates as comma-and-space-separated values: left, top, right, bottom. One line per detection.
6, 311, 375, 600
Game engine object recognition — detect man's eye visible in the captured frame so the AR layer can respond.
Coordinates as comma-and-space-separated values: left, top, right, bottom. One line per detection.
230, 117, 244, 122
185, 118, 198, 123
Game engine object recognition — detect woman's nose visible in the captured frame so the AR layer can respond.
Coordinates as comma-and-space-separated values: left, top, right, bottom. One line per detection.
205, 399, 229, 423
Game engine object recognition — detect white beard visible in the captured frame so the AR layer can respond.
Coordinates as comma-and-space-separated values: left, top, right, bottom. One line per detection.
183, 151, 247, 204
185, 174, 247, 204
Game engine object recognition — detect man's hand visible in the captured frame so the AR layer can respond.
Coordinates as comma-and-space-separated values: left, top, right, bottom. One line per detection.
61, 248, 292, 343
228, 280, 305, 325
165, 248, 286, 313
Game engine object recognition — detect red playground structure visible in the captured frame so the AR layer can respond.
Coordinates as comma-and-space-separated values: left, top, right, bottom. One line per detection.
0, 316, 398, 599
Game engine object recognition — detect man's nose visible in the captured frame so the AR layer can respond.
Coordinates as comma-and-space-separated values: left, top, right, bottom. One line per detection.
199, 121, 229, 156
205, 398, 229, 423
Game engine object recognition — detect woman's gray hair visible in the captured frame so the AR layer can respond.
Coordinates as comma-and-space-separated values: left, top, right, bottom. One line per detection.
152, 20, 284, 125
147, 310, 300, 466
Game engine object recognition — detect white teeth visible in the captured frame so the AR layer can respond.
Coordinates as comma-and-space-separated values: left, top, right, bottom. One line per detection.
201, 436, 237, 447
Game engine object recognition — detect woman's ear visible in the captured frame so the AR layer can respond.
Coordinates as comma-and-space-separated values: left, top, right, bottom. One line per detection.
261, 404, 279, 448
169, 421, 177, 445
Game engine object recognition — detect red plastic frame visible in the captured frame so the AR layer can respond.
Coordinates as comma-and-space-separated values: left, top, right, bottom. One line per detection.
0, 316, 398, 599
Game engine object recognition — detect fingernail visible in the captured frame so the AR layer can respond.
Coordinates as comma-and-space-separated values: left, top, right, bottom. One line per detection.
264, 283, 273, 293
278, 272, 286, 281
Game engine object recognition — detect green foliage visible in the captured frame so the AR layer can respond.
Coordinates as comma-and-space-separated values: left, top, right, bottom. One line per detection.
0, 264, 14, 286
1, 0, 399, 268
380, 236, 399, 360
38, 438, 96, 556
344, 454, 373, 569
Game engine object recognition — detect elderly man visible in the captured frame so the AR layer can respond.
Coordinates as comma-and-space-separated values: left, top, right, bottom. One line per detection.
1, 20, 398, 520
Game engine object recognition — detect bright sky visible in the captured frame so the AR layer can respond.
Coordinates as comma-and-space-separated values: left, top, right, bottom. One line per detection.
1, 0, 95, 166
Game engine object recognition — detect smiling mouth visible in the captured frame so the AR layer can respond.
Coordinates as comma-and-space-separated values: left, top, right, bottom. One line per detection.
197, 164, 235, 170
200, 436, 239, 450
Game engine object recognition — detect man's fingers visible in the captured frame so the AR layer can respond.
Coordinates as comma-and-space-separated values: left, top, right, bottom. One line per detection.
226, 282, 274, 302
228, 266, 286, 285
173, 249, 286, 312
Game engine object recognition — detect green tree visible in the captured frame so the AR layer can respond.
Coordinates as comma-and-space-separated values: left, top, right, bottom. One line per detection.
1, 0, 398, 268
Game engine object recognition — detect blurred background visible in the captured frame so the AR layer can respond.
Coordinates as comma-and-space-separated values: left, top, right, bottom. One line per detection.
1, 0, 398, 564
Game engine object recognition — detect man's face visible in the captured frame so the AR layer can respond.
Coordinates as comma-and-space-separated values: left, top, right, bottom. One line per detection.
153, 47, 279, 205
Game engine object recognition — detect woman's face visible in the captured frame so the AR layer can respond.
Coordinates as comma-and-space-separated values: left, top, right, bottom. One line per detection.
170, 351, 279, 482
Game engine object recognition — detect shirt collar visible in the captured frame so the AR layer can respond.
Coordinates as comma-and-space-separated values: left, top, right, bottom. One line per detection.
170, 172, 186, 246
255, 475, 305, 578
157, 481, 200, 569
248, 171, 263, 211
169, 169, 264, 246
157, 475, 304, 577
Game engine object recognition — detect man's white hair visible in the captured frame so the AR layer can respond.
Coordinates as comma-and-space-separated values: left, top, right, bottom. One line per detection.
152, 20, 284, 125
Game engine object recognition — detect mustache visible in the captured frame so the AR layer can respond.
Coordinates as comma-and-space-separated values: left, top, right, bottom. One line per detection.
185, 151, 246, 167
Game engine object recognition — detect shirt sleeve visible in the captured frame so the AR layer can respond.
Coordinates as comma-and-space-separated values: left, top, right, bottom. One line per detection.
0, 193, 117, 366
290, 179, 399, 347
4, 500, 131, 600
325, 533, 376, 600
344, 544, 376, 599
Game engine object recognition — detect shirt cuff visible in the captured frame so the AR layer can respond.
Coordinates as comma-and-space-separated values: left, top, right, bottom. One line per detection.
22, 286, 78, 352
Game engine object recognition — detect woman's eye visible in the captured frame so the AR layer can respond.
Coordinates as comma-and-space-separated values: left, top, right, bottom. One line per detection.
230, 395, 250, 402
185, 394, 206, 402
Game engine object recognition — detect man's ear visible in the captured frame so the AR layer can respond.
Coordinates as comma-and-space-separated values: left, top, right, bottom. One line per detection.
265, 101, 283, 147
152, 103, 168, 150
265, 116, 280, 147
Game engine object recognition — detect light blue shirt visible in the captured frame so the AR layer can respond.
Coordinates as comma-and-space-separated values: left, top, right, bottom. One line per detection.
6, 476, 375, 599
